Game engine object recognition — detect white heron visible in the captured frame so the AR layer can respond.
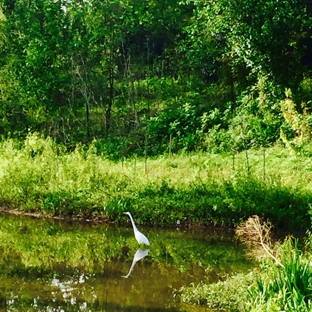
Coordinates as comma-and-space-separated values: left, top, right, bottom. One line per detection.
123, 212, 150, 246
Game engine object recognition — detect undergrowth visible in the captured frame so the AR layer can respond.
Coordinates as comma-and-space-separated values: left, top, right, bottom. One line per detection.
0, 133, 311, 229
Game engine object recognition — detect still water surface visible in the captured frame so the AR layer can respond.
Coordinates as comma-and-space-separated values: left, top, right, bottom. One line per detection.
0, 214, 253, 311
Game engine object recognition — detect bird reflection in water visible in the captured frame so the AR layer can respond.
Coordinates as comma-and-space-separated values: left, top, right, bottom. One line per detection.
122, 249, 149, 278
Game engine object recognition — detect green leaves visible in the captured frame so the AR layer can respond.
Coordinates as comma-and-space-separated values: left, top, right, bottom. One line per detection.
200, 0, 310, 85
0, 0, 311, 155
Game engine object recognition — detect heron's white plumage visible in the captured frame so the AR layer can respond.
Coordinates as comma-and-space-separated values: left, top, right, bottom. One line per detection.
123, 212, 150, 246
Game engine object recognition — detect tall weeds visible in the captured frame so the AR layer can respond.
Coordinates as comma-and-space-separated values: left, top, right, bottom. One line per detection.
0, 133, 311, 229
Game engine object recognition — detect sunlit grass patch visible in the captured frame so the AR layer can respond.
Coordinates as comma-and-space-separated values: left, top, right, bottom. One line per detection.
0, 133, 310, 229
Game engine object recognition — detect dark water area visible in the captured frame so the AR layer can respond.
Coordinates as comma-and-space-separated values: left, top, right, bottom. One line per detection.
0, 214, 254, 311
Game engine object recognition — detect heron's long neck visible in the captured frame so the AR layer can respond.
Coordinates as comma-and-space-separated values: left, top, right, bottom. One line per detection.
128, 214, 138, 232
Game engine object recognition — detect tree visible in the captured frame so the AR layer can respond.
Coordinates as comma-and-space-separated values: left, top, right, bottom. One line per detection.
191, 0, 312, 91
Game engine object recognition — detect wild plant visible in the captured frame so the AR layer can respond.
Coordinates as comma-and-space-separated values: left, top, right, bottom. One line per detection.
237, 216, 312, 311
236, 215, 282, 266
280, 88, 311, 150
0, 133, 311, 229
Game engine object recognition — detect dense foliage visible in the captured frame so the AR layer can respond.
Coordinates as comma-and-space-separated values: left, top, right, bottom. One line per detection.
0, 0, 311, 157
0, 3, 311, 308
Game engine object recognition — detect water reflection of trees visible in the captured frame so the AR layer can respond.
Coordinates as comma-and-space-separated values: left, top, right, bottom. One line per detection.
0, 215, 250, 274
0, 215, 252, 311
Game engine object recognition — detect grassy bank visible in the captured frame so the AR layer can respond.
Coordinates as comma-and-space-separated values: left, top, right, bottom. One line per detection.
180, 238, 312, 311
179, 217, 312, 311
0, 133, 311, 230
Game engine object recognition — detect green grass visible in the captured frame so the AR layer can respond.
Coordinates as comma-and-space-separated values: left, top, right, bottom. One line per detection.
246, 237, 312, 311
179, 271, 257, 311
179, 236, 312, 311
0, 133, 311, 229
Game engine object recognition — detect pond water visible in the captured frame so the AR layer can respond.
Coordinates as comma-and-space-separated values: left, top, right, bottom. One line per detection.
0, 213, 253, 311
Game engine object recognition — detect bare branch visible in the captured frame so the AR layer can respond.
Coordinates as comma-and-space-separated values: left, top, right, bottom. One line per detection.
236, 215, 284, 267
